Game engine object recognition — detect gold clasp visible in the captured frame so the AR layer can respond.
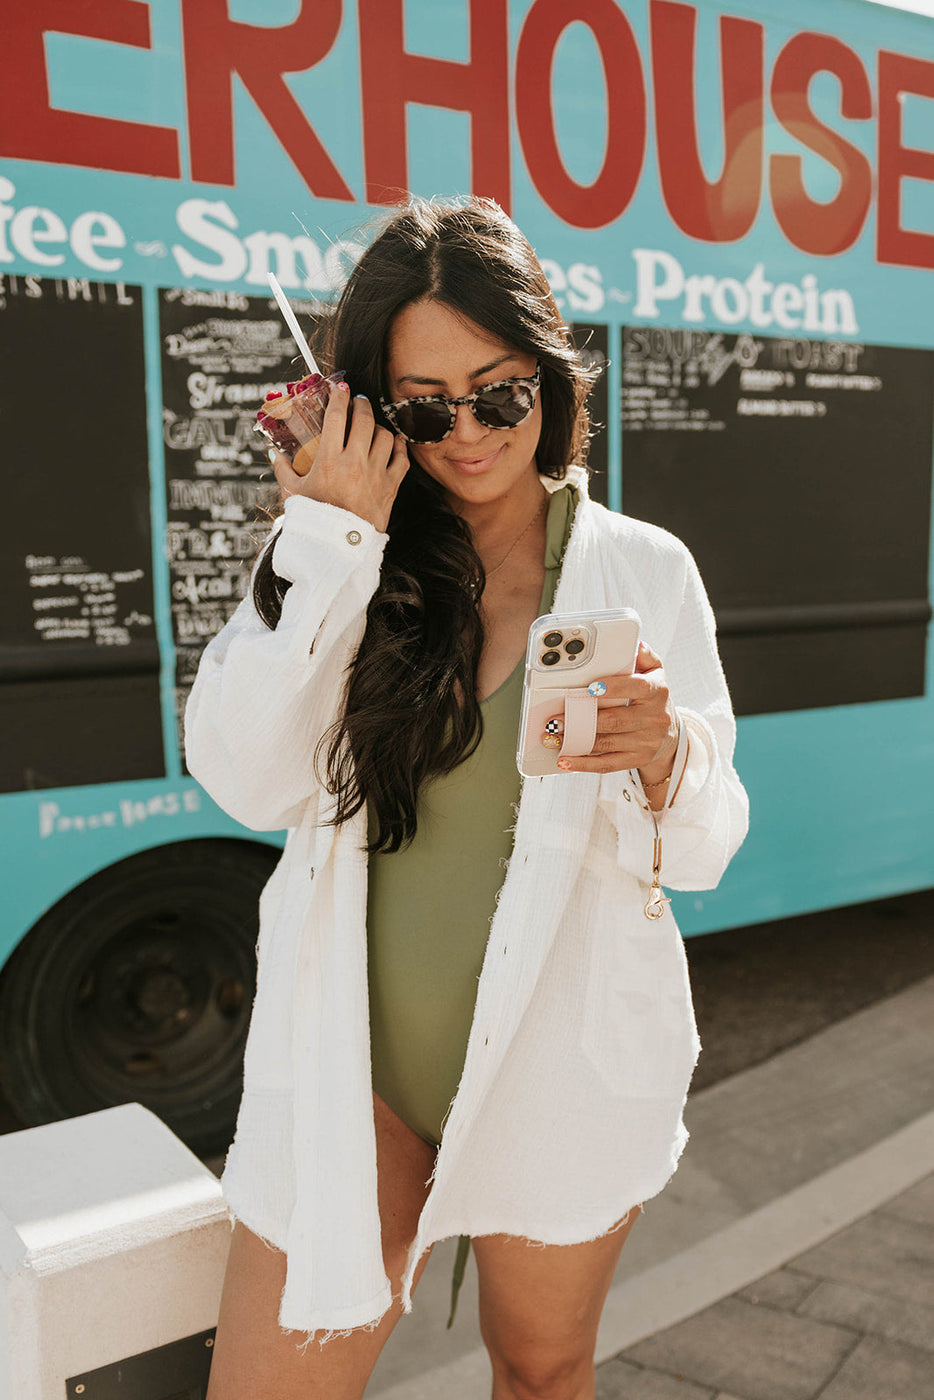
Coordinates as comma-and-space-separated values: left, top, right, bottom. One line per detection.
644, 836, 670, 921
644, 883, 670, 920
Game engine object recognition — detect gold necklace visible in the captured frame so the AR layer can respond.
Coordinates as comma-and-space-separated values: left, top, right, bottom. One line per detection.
484, 493, 548, 577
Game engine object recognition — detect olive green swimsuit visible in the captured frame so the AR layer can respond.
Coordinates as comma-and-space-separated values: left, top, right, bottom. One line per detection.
365, 483, 577, 1323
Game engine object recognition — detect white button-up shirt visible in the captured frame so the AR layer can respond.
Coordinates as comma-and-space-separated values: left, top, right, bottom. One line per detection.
184, 465, 749, 1342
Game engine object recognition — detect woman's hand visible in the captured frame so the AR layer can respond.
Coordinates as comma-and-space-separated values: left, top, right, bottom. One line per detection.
271, 382, 409, 533
545, 643, 679, 786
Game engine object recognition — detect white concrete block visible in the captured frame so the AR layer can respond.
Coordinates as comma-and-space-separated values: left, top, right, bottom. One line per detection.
0, 1103, 231, 1400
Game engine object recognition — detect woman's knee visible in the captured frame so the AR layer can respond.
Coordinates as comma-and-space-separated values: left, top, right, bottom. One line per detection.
488, 1348, 594, 1400
480, 1283, 598, 1400
475, 1214, 640, 1399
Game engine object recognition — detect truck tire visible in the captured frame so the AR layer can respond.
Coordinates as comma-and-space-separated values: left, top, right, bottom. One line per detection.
0, 839, 279, 1158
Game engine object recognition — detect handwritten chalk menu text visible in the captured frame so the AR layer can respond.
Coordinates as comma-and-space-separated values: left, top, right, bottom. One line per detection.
159, 289, 303, 745
0, 275, 163, 793
620, 328, 934, 715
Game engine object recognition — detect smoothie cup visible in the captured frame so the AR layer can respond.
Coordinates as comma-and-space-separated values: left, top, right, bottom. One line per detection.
255, 370, 346, 474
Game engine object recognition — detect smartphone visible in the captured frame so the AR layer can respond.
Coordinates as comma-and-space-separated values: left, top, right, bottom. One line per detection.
516, 608, 641, 777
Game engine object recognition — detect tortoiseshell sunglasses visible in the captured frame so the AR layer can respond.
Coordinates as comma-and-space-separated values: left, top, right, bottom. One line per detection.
379, 364, 541, 444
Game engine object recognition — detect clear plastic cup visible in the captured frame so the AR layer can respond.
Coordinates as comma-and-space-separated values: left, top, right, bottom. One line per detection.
255, 370, 346, 475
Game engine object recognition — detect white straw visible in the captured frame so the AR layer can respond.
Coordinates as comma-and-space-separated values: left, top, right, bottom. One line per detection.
268, 272, 319, 376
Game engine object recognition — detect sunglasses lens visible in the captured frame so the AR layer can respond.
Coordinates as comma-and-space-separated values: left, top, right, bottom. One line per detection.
388, 373, 536, 441
393, 399, 453, 443
474, 383, 534, 430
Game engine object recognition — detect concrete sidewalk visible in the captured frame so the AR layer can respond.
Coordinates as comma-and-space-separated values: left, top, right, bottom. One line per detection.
596, 1167, 934, 1400
366, 973, 934, 1399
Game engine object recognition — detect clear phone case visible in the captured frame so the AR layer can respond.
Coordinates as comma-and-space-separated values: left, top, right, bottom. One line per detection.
516, 608, 641, 777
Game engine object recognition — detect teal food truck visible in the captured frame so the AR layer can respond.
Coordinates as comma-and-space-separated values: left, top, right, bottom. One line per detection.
1, 0, 932, 1152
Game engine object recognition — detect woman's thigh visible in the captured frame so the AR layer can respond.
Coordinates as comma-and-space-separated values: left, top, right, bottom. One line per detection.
206, 1093, 438, 1400
472, 1207, 641, 1396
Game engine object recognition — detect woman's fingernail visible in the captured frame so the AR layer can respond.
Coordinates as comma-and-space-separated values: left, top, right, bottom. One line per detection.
267, 448, 277, 464
544, 718, 563, 735
336, 381, 350, 392
542, 735, 561, 750
355, 393, 369, 402
588, 680, 607, 697
557, 758, 572, 771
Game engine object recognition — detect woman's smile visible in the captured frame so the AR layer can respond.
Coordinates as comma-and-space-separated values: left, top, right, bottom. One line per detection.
445, 444, 504, 474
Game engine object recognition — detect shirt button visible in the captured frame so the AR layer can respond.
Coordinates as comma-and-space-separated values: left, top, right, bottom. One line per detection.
622, 790, 632, 803
346, 530, 362, 545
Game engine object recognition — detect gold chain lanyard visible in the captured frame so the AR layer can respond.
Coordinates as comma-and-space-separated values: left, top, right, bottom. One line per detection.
641, 720, 688, 921
644, 834, 671, 921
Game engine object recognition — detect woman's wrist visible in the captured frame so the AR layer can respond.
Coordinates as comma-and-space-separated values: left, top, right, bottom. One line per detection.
637, 713, 680, 791
639, 766, 672, 811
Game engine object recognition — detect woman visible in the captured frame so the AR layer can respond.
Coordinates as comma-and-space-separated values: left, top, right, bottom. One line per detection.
186, 196, 749, 1399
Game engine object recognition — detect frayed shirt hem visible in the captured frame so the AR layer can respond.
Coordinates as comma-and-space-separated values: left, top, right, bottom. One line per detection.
280, 1286, 395, 1349
222, 1197, 395, 1345
400, 1115, 691, 1310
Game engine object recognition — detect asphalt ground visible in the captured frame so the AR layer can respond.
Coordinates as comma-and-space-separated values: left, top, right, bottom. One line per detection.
1, 887, 932, 1137
683, 886, 934, 1093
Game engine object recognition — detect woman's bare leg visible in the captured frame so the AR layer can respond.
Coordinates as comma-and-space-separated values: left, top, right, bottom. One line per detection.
473, 1207, 641, 1400
206, 1093, 438, 1400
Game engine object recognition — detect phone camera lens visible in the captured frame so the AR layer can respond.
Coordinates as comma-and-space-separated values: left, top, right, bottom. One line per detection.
565, 639, 585, 655
542, 631, 563, 648
541, 650, 561, 666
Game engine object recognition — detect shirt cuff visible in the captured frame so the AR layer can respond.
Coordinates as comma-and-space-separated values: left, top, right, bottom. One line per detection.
666, 709, 713, 810
273, 496, 388, 582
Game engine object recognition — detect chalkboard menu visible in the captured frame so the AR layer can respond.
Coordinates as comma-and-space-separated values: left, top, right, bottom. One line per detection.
567, 322, 608, 507
159, 290, 299, 746
619, 327, 934, 714
0, 275, 163, 793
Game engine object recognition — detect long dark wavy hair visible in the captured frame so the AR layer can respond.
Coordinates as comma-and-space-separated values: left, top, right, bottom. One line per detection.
253, 196, 594, 852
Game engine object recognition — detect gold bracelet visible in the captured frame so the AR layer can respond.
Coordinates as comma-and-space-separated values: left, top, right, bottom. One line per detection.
642, 773, 672, 789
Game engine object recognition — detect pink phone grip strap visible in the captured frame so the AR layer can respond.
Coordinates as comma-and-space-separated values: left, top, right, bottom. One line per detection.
558, 688, 599, 757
